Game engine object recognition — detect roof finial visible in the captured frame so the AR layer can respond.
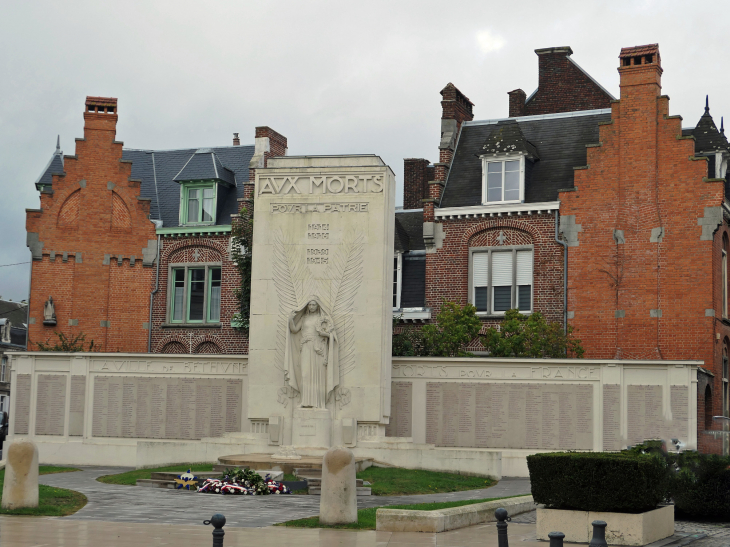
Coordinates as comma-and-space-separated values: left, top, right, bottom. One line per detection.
56, 135, 60, 152
722, 117, 725, 135
705, 95, 710, 114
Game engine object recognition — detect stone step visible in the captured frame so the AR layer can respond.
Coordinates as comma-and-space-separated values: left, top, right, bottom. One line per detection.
149, 471, 220, 481
308, 486, 371, 496
301, 478, 364, 487
294, 467, 321, 477
212, 464, 250, 472
136, 479, 197, 491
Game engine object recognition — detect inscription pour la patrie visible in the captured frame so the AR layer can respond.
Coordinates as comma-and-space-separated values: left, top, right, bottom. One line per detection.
92, 360, 246, 374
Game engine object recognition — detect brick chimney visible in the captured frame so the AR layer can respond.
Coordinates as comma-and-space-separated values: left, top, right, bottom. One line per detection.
618, 44, 662, 96
247, 126, 288, 198
403, 158, 430, 210
233, 132, 240, 146
508, 89, 526, 117
84, 96, 118, 133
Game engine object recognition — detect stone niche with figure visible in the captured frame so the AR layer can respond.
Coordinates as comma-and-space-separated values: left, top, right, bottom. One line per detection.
248, 155, 396, 448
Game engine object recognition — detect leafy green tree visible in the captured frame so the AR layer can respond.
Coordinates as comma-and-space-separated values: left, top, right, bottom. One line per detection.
420, 301, 482, 357
230, 205, 253, 331
36, 331, 97, 352
481, 309, 584, 358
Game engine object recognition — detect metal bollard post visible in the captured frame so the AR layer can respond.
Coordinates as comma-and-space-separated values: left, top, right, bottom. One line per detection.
548, 531, 565, 547
204, 513, 226, 547
494, 508, 511, 547
589, 520, 608, 547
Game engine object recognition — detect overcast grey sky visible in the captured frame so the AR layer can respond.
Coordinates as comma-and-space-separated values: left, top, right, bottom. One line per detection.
1, 0, 728, 301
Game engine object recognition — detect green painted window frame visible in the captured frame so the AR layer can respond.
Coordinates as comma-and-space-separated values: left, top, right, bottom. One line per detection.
180, 181, 217, 226
169, 264, 222, 324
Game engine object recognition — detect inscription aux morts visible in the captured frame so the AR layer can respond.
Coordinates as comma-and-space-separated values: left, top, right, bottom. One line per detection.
259, 174, 384, 196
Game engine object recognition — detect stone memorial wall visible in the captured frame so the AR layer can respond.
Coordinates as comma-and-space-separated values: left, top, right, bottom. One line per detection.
35, 374, 67, 436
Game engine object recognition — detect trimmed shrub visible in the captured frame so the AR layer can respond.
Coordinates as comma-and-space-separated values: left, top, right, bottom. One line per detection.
669, 452, 730, 521
527, 452, 669, 513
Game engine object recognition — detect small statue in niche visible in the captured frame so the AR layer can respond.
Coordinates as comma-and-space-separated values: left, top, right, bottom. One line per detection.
284, 297, 339, 409
43, 296, 57, 326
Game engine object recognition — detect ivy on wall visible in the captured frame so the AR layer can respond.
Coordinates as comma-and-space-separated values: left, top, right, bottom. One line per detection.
230, 204, 253, 331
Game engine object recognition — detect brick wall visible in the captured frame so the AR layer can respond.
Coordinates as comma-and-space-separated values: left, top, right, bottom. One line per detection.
403, 158, 430, 210
26, 97, 155, 352
509, 47, 613, 117
558, 46, 727, 452
425, 214, 565, 334
150, 235, 249, 354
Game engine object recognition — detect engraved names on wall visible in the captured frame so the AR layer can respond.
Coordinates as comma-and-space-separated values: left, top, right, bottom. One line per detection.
603, 384, 621, 451
69, 376, 86, 436
14, 374, 32, 435
385, 382, 412, 437
626, 385, 691, 445
424, 382, 594, 450
92, 377, 242, 440
35, 374, 67, 436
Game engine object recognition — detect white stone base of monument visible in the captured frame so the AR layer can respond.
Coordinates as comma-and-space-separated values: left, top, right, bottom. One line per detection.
292, 408, 331, 448
271, 446, 302, 460
1, 440, 39, 510
536, 506, 674, 546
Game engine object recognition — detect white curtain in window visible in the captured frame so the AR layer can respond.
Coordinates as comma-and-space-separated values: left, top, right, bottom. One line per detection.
473, 253, 489, 287
209, 285, 221, 322
516, 250, 533, 285
491, 252, 512, 286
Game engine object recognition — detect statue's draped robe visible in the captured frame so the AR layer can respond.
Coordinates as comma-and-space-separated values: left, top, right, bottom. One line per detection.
284, 298, 339, 408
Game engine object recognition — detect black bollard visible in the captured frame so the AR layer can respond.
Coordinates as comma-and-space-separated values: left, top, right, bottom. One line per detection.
589, 520, 608, 547
548, 531, 565, 547
494, 507, 511, 547
204, 513, 226, 547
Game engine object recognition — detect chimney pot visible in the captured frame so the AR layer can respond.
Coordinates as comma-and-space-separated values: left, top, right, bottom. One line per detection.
233, 132, 240, 146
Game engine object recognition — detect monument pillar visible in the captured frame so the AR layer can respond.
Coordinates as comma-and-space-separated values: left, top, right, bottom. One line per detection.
247, 156, 396, 449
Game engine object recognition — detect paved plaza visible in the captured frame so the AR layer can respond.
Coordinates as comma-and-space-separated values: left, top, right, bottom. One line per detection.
0, 468, 726, 546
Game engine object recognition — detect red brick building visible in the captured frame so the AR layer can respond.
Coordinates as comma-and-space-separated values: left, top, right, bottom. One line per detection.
26, 97, 286, 355
405, 44, 728, 452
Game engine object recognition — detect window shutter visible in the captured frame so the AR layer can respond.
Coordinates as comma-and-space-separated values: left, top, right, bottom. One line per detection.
491, 252, 512, 286
516, 250, 533, 285
473, 253, 488, 287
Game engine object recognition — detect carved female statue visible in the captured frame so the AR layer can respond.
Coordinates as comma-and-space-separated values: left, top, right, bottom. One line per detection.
284, 297, 339, 409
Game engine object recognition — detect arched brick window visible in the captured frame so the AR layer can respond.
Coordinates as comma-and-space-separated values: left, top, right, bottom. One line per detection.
704, 384, 714, 430
161, 341, 186, 354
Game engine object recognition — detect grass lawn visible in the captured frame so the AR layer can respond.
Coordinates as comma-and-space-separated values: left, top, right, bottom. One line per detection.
357, 467, 493, 496
97, 464, 216, 485
277, 496, 515, 530
0, 466, 87, 516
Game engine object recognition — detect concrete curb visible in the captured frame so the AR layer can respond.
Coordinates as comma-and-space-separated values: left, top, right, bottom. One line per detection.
376, 495, 535, 533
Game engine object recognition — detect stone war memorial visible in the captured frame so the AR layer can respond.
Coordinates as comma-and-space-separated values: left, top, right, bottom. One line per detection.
5, 154, 701, 478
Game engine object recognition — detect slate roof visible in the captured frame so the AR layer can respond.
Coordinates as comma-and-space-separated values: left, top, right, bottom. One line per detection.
689, 99, 729, 154
441, 109, 611, 208
0, 301, 28, 327
394, 210, 425, 252
123, 145, 255, 228
481, 121, 539, 158
34, 137, 64, 191
173, 148, 236, 186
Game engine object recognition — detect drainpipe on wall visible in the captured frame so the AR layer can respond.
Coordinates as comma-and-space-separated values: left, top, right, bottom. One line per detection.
554, 211, 568, 334
147, 229, 162, 353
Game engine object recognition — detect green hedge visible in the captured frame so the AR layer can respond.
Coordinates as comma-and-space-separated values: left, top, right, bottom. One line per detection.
669, 453, 730, 520
527, 452, 668, 513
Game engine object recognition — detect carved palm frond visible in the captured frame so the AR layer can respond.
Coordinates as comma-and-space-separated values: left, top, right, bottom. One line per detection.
272, 230, 301, 370
332, 231, 364, 377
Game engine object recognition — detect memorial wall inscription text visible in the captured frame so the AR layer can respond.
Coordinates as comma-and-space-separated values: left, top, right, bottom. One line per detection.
424, 382, 594, 450
92, 376, 242, 440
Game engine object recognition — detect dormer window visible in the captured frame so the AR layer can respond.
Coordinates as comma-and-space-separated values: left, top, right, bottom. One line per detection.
483, 156, 524, 204
183, 183, 216, 225
174, 148, 236, 227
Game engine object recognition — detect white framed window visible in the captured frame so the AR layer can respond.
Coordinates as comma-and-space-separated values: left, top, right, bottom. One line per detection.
481, 155, 525, 205
470, 246, 533, 315
0, 355, 6, 383
169, 264, 222, 324
393, 253, 402, 310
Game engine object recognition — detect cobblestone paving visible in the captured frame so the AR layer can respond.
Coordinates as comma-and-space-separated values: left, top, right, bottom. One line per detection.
674, 520, 730, 547
38, 467, 532, 528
